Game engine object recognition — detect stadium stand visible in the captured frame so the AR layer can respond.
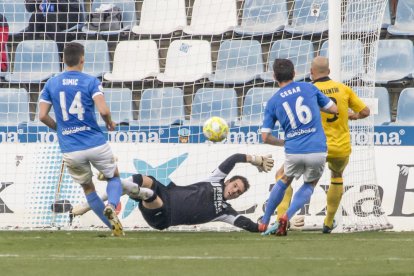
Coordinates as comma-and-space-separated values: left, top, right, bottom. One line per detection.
209, 39, 264, 84
138, 88, 185, 126
0, 0, 30, 36
72, 40, 110, 78
132, 0, 187, 35
82, 0, 136, 35
234, 0, 288, 36
183, 0, 237, 35
157, 40, 212, 83
0, 88, 29, 125
387, 0, 414, 36
260, 39, 314, 82
96, 88, 133, 126
284, 0, 329, 35
319, 40, 364, 82
374, 87, 391, 126
393, 88, 414, 125
5, 40, 60, 83
190, 88, 238, 124
104, 40, 159, 82
241, 87, 277, 125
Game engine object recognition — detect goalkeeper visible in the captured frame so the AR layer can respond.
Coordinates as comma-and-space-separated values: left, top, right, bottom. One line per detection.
269, 56, 370, 234
71, 153, 274, 232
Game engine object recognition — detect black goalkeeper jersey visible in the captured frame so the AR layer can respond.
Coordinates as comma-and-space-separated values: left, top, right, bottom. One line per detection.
164, 154, 259, 232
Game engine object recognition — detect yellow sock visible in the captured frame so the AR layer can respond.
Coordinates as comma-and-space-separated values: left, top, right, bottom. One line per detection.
276, 185, 293, 220
324, 177, 343, 228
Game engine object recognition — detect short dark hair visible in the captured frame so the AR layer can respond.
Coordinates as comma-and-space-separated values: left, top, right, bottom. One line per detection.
273, 58, 294, 83
228, 175, 250, 192
63, 42, 85, 67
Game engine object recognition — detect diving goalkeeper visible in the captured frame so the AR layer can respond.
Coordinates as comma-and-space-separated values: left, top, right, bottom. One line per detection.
71, 153, 274, 232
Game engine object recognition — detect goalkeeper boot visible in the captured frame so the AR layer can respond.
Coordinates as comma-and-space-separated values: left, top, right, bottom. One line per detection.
104, 204, 125, 237
275, 214, 288, 236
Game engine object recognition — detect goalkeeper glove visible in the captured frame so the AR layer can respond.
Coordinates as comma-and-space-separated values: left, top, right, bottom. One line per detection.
250, 154, 274, 172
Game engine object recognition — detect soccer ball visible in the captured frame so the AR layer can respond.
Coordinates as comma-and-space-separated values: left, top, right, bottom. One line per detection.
203, 116, 229, 142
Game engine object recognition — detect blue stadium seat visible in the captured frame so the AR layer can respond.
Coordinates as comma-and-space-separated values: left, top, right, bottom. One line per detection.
5, 40, 60, 83
138, 88, 185, 126
342, 0, 390, 33
394, 88, 414, 125
320, 40, 364, 82
260, 39, 314, 82
362, 39, 414, 84
72, 40, 110, 78
209, 40, 264, 85
388, 0, 414, 36
234, 0, 288, 36
284, 0, 329, 35
96, 88, 133, 125
190, 88, 238, 124
0, 88, 29, 125
241, 88, 277, 125
374, 87, 391, 126
0, 0, 31, 35
83, 0, 137, 35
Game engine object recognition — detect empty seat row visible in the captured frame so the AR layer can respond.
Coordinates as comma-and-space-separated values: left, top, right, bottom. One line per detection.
2, 87, 409, 126
0, 0, 393, 37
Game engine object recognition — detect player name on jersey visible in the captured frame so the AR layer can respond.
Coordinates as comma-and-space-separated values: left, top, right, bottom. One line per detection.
62, 78, 79, 86
279, 86, 301, 98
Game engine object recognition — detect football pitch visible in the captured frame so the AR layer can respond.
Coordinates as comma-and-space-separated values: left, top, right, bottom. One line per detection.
0, 231, 413, 276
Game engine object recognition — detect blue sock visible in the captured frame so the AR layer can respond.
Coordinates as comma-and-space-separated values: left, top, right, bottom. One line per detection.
107, 176, 122, 207
286, 183, 315, 220
262, 180, 288, 224
86, 191, 111, 229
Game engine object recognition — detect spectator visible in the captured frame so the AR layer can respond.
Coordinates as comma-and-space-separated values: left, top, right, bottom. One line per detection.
24, 0, 82, 55
0, 14, 8, 74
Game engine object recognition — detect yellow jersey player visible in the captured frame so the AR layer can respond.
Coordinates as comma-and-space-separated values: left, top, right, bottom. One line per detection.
268, 56, 370, 234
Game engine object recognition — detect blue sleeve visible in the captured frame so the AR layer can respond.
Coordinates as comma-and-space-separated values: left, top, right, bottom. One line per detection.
314, 85, 331, 108
90, 78, 103, 98
261, 99, 278, 132
40, 81, 51, 103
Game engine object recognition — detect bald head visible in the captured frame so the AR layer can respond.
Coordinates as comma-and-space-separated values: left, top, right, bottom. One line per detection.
311, 56, 330, 79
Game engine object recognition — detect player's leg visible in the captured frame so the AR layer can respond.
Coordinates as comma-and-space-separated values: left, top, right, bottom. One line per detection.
261, 158, 297, 226
274, 165, 293, 220
62, 152, 112, 229
323, 157, 349, 233
276, 153, 326, 236
90, 144, 124, 236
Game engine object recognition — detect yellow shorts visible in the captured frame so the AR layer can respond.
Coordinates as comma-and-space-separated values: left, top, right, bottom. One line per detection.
327, 156, 349, 174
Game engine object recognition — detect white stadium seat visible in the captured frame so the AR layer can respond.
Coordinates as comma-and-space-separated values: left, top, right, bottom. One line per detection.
132, 0, 187, 35
183, 0, 237, 35
104, 40, 160, 82
157, 40, 212, 83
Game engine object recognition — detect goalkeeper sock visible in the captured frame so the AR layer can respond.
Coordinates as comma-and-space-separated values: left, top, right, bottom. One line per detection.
324, 178, 343, 228
262, 180, 288, 224
86, 191, 111, 229
107, 176, 122, 207
276, 185, 293, 220
286, 183, 314, 220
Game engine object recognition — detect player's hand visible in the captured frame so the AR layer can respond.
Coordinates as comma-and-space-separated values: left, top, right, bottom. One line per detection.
348, 111, 359, 120
106, 121, 117, 131
251, 154, 274, 172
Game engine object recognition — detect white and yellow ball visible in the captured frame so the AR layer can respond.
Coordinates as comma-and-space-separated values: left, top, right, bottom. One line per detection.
203, 116, 229, 142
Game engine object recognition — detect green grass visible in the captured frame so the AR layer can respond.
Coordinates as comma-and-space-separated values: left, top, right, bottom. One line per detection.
0, 231, 413, 276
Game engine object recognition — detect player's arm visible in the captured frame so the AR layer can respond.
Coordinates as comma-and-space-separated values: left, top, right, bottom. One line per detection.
93, 94, 116, 131
261, 103, 284, 146
213, 208, 261, 232
347, 87, 370, 120
38, 101, 57, 130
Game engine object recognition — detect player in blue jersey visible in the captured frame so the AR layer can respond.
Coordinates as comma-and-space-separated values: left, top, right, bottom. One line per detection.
259, 59, 338, 236
38, 42, 124, 236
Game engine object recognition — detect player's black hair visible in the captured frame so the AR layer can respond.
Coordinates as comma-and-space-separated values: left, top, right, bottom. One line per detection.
63, 42, 85, 67
228, 175, 250, 192
273, 58, 294, 83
